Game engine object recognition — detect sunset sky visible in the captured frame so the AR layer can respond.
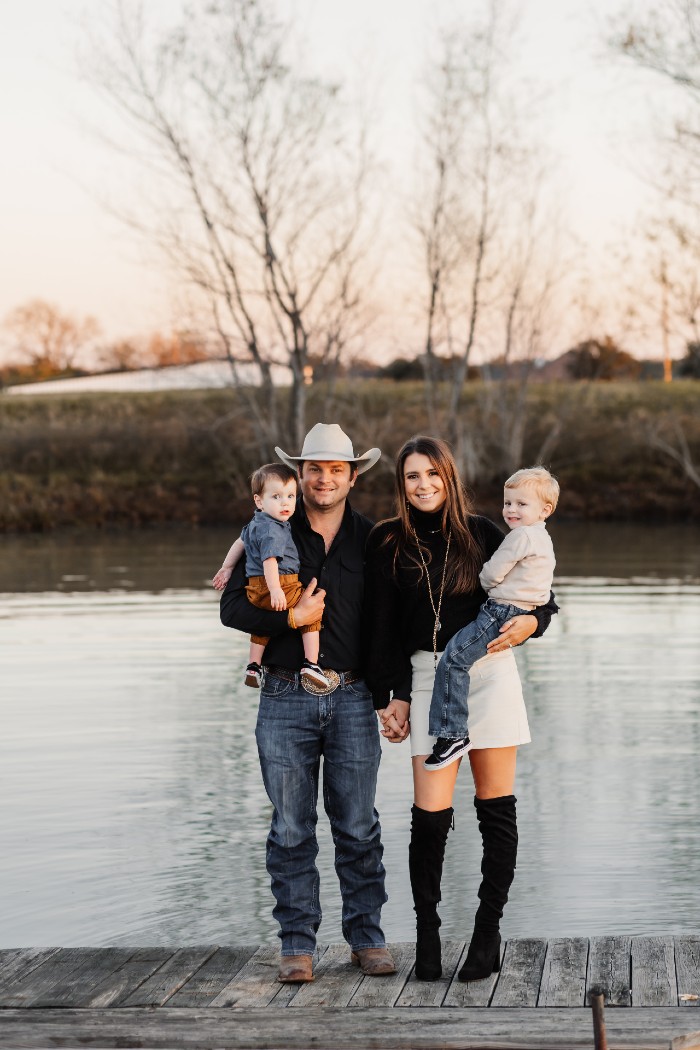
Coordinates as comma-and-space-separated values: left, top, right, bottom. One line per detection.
0, 0, 674, 360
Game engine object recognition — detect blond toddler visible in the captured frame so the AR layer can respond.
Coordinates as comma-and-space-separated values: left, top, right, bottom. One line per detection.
425, 467, 559, 770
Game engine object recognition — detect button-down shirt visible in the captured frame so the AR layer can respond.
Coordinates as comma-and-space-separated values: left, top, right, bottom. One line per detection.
220, 497, 374, 671
241, 510, 300, 577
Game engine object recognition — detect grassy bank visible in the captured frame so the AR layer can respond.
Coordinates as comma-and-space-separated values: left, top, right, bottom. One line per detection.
1, 380, 699, 530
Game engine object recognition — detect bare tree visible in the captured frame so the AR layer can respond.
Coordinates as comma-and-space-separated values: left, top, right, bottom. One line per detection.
3, 300, 100, 376
612, 1, 700, 355
481, 197, 565, 474
604, 2, 700, 488
412, 1, 561, 475
412, 7, 505, 439
84, 0, 370, 451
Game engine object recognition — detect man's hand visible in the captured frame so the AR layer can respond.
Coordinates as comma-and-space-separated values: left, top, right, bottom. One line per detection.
486, 613, 537, 653
378, 699, 410, 743
270, 586, 287, 611
292, 578, 326, 626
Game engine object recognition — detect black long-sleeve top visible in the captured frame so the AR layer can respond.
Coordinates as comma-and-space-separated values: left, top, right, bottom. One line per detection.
363, 506, 558, 709
220, 497, 374, 671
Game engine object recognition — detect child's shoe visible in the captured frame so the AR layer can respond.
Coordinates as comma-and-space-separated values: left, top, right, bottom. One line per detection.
424, 736, 470, 771
245, 662, 262, 688
300, 660, 331, 689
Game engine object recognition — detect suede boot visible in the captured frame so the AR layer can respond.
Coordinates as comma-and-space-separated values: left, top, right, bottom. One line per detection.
408, 804, 454, 981
458, 794, 518, 982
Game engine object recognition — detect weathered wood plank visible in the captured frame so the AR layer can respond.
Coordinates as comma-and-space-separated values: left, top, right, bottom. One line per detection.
120, 947, 218, 1007
73, 948, 177, 1008
671, 1032, 700, 1050
396, 940, 465, 1008
289, 944, 363, 1008
25, 948, 135, 1008
0, 952, 25, 978
165, 946, 257, 1008
538, 937, 589, 1007
209, 945, 325, 1009
632, 936, 677, 1007
441, 941, 499, 1008
676, 937, 700, 1008
0, 950, 61, 987
587, 935, 631, 1006
348, 943, 414, 1009
4, 1006, 700, 1048
490, 937, 548, 1007
0, 948, 97, 1008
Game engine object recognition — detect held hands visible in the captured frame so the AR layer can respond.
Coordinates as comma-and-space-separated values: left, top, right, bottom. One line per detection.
270, 586, 287, 611
486, 613, 538, 653
212, 567, 232, 591
378, 699, 410, 743
291, 578, 326, 626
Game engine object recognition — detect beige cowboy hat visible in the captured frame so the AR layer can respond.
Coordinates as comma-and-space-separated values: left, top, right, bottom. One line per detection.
275, 423, 381, 475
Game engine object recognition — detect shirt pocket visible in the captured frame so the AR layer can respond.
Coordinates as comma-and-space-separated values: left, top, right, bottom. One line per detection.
340, 549, 364, 593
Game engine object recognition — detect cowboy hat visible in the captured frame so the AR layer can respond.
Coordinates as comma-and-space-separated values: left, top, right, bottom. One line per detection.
275, 423, 381, 475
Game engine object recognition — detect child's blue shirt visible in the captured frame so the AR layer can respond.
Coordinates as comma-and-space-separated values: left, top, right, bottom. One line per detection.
241, 511, 300, 577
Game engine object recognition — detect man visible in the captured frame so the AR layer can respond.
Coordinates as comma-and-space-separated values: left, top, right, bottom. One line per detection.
220, 423, 396, 984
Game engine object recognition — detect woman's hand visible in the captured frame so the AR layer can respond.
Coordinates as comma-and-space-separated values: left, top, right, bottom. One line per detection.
486, 613, 538, 653
378, 699, 410, 743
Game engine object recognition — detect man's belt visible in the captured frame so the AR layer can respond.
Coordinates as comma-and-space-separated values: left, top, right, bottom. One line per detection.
264, 664, 362, 696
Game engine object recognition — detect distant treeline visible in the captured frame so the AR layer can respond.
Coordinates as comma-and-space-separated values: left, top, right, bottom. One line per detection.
1, 380, 699, 531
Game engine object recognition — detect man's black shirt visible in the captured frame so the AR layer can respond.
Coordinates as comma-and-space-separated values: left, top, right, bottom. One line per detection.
220, 498, 374, 671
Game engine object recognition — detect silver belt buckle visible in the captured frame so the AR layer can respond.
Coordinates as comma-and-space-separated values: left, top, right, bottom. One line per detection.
301, 668, 341, 696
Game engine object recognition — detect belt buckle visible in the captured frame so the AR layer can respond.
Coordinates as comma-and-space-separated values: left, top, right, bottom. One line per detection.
301, 668, 341, 696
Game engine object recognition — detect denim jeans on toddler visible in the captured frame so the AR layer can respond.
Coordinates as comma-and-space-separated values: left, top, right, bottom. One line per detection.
428, 598, 530, 739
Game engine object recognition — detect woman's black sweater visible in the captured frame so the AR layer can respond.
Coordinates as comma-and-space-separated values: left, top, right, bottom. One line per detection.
363, 506, 557, 709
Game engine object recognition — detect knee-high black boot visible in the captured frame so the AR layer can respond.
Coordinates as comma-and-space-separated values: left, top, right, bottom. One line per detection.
408, 804, 454, 981
458, 794, 518, 982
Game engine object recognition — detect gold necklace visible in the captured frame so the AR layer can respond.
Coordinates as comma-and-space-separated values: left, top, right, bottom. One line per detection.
410, 525, 451, 667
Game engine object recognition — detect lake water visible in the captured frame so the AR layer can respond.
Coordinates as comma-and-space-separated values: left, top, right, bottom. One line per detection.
1, 522, 699, 947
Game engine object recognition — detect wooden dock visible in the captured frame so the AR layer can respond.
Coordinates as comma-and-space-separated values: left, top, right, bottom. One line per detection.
1, 937, 700, 1049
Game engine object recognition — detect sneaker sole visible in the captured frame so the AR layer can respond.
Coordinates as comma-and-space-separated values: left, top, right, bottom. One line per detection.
300, 669, 330, 687
424, 744, 470, 771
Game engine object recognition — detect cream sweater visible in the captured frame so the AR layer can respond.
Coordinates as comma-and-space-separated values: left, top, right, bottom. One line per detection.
479, 521, 555, 609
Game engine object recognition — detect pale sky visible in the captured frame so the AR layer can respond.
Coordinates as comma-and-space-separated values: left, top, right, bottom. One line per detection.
0, 0, 668, 356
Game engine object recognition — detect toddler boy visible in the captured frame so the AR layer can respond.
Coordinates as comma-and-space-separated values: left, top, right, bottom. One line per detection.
213, 463, 329, 689
425, 466, 559, 770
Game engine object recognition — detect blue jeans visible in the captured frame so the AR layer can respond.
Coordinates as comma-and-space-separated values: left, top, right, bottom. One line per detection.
255, 671, 387, 957
428, 599, 529, 738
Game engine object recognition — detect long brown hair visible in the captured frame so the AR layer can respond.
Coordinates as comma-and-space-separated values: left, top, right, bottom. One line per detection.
382, 435, 482, 594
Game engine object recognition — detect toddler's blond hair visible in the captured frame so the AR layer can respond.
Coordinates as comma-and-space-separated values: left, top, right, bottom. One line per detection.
504, 466, 559, 512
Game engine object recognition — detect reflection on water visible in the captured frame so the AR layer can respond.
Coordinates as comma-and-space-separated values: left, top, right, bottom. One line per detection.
1, 525, 699, 947
1, 520, 699, 594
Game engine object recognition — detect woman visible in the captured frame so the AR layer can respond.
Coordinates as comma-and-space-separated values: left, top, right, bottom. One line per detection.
364, 436, 556, 982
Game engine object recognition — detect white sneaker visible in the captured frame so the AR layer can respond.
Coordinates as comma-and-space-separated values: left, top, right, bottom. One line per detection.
300, 661, 331, 688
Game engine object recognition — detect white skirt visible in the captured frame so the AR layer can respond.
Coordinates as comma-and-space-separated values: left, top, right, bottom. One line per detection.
409, 649, 531, 757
